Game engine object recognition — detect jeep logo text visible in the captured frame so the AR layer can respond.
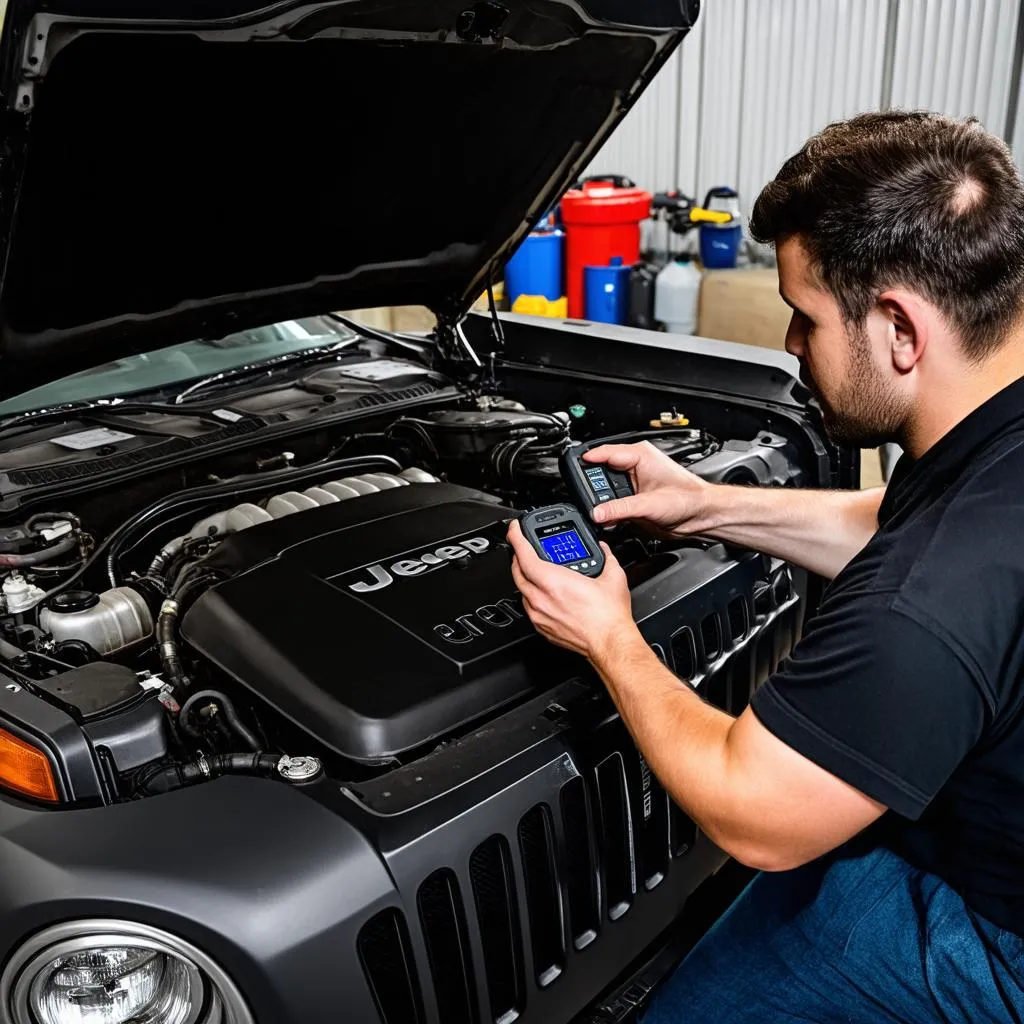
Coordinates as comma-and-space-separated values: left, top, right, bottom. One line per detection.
347, 537, 490, 593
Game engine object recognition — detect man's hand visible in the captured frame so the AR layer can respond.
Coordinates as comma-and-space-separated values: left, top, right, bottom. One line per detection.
506, 518, 636, 659
586, 441, 711, 537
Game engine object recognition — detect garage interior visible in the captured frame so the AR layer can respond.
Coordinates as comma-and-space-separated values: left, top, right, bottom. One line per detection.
345, 0, 1024, 491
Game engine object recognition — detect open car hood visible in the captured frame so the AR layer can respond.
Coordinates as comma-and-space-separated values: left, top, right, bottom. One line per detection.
0, 0, 700, 397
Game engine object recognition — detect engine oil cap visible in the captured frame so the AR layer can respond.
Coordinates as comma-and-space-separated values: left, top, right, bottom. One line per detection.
277, 755, 323, 784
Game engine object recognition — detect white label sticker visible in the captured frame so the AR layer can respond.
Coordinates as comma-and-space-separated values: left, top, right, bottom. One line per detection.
340, 359, 429, 382
51, 427, 135, 451
213, 409, 243, 423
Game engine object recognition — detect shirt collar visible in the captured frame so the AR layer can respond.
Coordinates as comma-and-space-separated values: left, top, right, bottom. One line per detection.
878, 374, 1024, 525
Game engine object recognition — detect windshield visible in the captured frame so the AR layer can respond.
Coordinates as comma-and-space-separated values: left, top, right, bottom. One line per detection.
0, 316, 353, 416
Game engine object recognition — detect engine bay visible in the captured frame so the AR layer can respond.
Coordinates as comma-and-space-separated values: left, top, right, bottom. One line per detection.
0, 352, 810, 804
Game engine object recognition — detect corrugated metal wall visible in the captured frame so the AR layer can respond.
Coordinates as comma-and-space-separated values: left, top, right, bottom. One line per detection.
587, 0, 1024, 213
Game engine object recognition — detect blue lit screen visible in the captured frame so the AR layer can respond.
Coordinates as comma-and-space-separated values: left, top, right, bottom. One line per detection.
539, 528, 589, 565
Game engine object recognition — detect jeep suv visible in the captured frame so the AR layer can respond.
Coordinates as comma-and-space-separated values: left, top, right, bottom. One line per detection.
0, 3, 857, 1023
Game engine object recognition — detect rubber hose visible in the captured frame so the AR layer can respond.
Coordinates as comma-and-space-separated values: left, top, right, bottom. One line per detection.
0, 535, 77, 568
179, 689, 261, 752
140, 752, 280, 794
25, 512, 80, 534
147, 536, 185, 578
173, 573, 217, 615
156, 600, 188, 691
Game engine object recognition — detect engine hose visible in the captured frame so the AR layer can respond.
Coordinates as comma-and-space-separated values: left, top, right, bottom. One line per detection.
156, 600, 189, 692
179, 688, 262, 752
139, 752, 281, 794
25, 512, 80, 534
147, 536, 185, 578
0, 535, 78, 569
173, 572, 218, 615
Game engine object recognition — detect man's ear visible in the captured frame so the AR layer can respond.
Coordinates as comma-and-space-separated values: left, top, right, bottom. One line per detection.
877, 290, 927, 373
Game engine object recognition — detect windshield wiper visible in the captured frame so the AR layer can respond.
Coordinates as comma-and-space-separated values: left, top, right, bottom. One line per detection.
0, 399, 255, 444
173, 328, 433, 405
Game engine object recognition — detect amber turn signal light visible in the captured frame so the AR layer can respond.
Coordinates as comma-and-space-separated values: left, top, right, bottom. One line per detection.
0, 726, 59, 802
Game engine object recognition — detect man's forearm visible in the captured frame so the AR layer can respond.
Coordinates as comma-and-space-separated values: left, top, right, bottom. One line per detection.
590, 627, 779, 868
690, 484, 883, 579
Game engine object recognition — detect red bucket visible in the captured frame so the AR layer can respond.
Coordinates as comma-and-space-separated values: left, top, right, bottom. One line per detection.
561, 181, 652, 319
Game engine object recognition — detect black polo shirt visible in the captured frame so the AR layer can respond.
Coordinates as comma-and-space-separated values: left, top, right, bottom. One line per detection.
751, 375, 1024, 937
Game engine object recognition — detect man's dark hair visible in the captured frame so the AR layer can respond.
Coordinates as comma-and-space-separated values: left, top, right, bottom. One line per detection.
749, 110, 1024, 360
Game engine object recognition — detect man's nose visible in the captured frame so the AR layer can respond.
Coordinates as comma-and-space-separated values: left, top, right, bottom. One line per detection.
784, 313, 804, 357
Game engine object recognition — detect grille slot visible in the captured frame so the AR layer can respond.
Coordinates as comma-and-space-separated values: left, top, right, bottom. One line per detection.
701, 613, 722, 660
357, 908, 424, 1024
594, 753, 635, 921
560, 776, 599, 950
470, 835, 524, 1024
727, 596, 748, 641
670, 627, 697, 679
670, 802, 698, 857
518, 805, 565, 988
637, 759, 670, 890
417, 870, 477, 1024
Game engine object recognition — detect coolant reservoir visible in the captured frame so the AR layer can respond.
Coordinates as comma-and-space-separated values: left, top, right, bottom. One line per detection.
40, 587, 153, 655
654, 257, 702, 336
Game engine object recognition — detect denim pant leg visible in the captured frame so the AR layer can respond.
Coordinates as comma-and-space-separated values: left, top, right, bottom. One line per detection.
641, 844, 1024, 1024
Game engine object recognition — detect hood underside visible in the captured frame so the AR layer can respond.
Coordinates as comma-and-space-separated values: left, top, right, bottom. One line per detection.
0, 0, 699, 395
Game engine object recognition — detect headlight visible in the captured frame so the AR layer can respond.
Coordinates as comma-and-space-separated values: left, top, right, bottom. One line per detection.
1, 921, 254, 1024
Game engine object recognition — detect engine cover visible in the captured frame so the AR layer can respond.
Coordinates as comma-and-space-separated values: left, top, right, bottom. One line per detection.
181, 484, 577, 763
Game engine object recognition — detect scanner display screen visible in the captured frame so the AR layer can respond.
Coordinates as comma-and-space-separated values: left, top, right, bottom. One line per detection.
539, 528, 590, 565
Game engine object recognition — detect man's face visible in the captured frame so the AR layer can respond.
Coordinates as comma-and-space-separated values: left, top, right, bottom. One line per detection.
776, 236, 908, 447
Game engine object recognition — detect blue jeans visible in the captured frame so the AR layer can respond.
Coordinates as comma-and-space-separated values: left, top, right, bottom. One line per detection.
643, 844, 1024, 1023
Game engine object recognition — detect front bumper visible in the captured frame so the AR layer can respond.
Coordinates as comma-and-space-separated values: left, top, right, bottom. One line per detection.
0, 563, 802, 1024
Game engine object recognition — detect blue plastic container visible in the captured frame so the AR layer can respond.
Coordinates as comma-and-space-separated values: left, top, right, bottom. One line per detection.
504, 229, 564, 304
699, 222, 743, 269
584, 256, 632, 324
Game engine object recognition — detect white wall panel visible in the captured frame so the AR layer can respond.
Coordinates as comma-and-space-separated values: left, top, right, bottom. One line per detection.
735, 0, 889, 217
585, 0, 1024, 218
1013, 58, 1024, 166
890, 0, 1019, 132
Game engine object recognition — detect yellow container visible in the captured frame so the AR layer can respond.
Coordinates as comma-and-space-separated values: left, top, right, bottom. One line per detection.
511, 294, 568, 318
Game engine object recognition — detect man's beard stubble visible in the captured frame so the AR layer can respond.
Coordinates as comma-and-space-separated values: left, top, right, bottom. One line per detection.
814, 326, 908, 449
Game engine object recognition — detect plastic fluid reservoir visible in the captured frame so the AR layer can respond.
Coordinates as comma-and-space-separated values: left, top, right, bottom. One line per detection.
654, 257, 702, 335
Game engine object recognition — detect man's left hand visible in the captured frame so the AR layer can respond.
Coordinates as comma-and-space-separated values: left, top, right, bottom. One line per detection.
506, 518, 637, 659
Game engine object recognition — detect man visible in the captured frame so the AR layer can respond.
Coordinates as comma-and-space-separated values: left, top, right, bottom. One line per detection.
507, 111, 1024, 1022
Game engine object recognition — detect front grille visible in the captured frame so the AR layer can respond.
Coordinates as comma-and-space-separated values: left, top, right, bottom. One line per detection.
357, 909, 424, 1024
356, 575, 803, 1024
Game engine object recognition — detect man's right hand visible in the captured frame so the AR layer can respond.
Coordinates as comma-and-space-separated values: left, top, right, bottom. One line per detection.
585, 440, 884, 581
586, 441, 711, 538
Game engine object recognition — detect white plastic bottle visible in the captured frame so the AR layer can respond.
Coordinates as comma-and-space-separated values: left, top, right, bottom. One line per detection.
654, 257, 702, 335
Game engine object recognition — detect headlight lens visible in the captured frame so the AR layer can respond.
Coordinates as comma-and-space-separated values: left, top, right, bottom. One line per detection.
31, 944, 199, 1024
2, 921, 254, 1024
